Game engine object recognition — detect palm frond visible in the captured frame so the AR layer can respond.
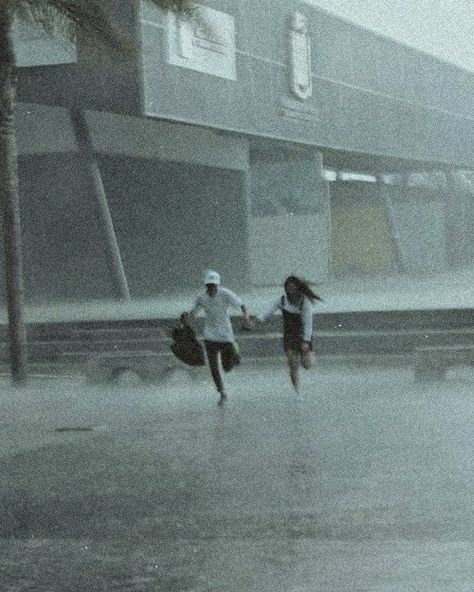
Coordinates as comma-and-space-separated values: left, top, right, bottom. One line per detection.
14, 0, 195, 54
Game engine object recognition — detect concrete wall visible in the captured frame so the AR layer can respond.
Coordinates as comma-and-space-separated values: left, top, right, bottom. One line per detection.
248, 149, 331, 285
331, 181, 447, 275
16, 1, 143, 114
139, 0, 474, 169
14, 0, 474, 168
2, 154, 249, 304
14, 154, 114, 303
99, 157, 249, 294
6, 108, 251, 303
330, 181, 394, 275
383, 185, 447, 273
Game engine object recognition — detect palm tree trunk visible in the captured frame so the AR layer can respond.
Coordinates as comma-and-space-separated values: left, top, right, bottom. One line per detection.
0, 4, 28, 384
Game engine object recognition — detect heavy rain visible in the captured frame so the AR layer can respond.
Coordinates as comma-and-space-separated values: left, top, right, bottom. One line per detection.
0, 0, 473, 590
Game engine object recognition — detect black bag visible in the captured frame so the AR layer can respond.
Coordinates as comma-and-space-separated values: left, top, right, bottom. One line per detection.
170, 323, 206, 366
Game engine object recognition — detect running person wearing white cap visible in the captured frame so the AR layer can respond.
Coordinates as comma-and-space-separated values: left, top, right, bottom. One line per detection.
181, 270, 253, 405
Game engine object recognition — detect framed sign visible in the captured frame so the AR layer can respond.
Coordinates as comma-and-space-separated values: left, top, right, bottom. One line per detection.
168, 4, 236, 81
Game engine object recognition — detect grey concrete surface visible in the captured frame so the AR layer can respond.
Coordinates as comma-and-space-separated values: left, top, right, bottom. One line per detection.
0, 361, 473, 591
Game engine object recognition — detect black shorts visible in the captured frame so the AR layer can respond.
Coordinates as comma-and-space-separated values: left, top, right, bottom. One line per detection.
282, 308, 313, 353
204, 340, 241, 372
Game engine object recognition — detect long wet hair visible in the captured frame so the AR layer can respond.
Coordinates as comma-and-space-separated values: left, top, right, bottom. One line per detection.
284, 276, 323, 304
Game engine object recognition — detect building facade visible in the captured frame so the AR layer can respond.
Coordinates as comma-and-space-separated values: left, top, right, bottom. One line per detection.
10, 0, 474, 302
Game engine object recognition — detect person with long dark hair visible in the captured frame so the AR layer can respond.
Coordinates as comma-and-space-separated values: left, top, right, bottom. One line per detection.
258, 276, 322, 392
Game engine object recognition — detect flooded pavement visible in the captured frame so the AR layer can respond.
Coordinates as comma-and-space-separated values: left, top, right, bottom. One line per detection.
0, 362, 472, 591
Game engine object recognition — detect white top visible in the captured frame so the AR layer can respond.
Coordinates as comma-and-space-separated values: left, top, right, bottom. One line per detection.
259, 294, 314, 342
192, 286, 243, 342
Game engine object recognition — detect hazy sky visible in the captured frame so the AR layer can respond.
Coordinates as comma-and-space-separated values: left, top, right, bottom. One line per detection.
305, 0, 474, 72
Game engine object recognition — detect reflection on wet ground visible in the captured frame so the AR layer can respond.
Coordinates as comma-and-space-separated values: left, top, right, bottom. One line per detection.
0, 363, 472, 591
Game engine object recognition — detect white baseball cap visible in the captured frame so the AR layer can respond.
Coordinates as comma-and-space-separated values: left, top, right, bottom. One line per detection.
204, 270, 220, 285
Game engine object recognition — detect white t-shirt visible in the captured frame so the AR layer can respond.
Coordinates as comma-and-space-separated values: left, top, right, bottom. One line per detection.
193, 286, 243, 342
258, 294, 314, 341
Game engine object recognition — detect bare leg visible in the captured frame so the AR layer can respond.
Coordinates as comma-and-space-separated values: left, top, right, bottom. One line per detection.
204, 341, 225, 395
286, 350, 300, 392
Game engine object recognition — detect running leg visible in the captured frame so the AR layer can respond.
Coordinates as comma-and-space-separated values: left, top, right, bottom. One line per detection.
222, 342, 240, 372
286, 350, 300, 392
301, 350, 314, 369
204, 341, 224, 395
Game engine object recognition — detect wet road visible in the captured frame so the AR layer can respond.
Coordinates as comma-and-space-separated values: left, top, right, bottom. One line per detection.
0, 362, 472, 591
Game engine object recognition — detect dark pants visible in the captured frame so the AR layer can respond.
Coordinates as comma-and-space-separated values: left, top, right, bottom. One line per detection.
204, 340, 240, 393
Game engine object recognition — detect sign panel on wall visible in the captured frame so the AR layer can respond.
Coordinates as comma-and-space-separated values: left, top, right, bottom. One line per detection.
167, 4, 236, 81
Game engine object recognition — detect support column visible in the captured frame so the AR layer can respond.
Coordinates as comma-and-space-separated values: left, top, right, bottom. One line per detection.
314, 151, 332, 280
241, 169, 253, 288
376, 175, 404, 273
70, 109, 130, 301
444, 169, 464, 268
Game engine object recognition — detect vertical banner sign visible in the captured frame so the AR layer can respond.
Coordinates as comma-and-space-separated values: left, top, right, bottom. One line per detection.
289, 11, 312, 100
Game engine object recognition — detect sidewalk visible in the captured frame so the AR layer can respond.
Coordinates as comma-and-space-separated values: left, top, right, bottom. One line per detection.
2, 268, 472, 326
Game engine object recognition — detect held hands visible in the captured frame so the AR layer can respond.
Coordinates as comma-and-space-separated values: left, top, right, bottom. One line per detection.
180, 312, 190, 325
241, 315, 255, 332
